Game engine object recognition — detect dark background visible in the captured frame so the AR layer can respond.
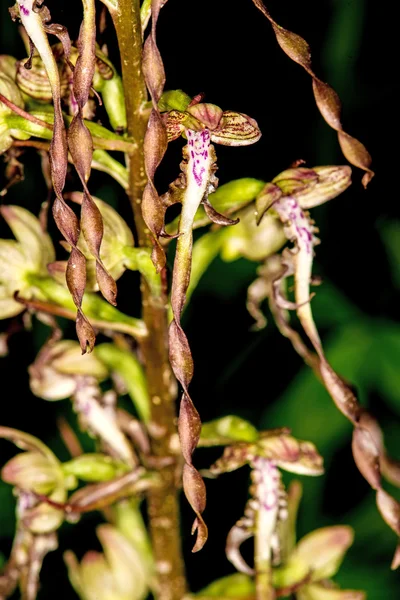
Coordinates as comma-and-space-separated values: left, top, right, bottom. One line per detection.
1, 0, 400, 597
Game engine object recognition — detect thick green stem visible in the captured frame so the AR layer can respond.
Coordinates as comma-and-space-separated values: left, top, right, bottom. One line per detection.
111, 3, 187, 600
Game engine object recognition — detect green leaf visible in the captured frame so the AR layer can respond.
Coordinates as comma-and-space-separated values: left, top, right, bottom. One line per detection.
199, 415, 259, 447
197, 574, 255, 597
372, 321, 400, 413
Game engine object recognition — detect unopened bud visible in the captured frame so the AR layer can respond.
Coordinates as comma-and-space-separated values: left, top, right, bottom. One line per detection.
29, 340, 108, 401
273, 165, 352, 209
62, 454, 127, 482
221, 204, 286, 262
2, 451, 60, 495
0, 205, 55, 318
16, 55, 68, 104
200, 416, 259, 447
159, 89, 192, 112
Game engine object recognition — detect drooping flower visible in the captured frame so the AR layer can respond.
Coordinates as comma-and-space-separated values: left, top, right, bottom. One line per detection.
64, 524, 151, 600
0, 204, 55, 318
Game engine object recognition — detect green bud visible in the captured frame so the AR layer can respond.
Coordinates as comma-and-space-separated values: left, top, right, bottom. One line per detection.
29, 340, 109, 401
197, 573, 254, 597
220, 204, 286, 262
200, 416, 259, 447
62, 454, 128, 482
2, 451, 60, 495
211, 178, 265, 215
166, 178, 264, 235
159, 89, 192, 112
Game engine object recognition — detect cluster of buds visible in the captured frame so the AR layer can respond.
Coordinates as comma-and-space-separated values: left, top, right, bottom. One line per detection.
29, 338, 150, 464
0, 425, 154, 599
0, 201, 150, 340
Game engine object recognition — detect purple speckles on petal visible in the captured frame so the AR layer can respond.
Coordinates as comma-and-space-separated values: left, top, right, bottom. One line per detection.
187, 128, 211, 187
19, 3, 30, 15
253, 458, 280, 511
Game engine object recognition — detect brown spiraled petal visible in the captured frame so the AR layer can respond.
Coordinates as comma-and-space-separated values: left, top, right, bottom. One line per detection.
172, 321, 208, 551
391, 542, 400, 570
268, 182, 400, 562
202, 199, 239, 226
141, 0, 170, 268
142, 110, 168, 270
81, 194, 117, 305
168, 130, 217, 550
251, 0, 374, 186
183, 463, 208, 552
169, 320, 194, 387
66, 247, 87, 308
376, 489, 400, 536
72, 0, 96, 109
352, 426, 381, 490
95, 262, 118, 306
65, 0, 117, 311
52, 197, 79, 247
356, 411, 400, 489
142, 36, 165, 103
318, 361, 362, 423
50, 118, 68, 197
15, 0, 97, 351
75, 310, 96, 354
68, 115, 93, 182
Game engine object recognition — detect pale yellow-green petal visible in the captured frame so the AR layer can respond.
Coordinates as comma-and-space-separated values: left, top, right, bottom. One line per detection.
292, 526, 354, 581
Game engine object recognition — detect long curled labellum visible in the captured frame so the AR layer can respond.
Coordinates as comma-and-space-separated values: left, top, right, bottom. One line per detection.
9, 0, 96, 352
251, 0, 374, 187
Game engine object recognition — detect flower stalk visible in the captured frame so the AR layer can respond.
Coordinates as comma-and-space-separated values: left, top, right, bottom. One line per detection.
111, 2, 187, 599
